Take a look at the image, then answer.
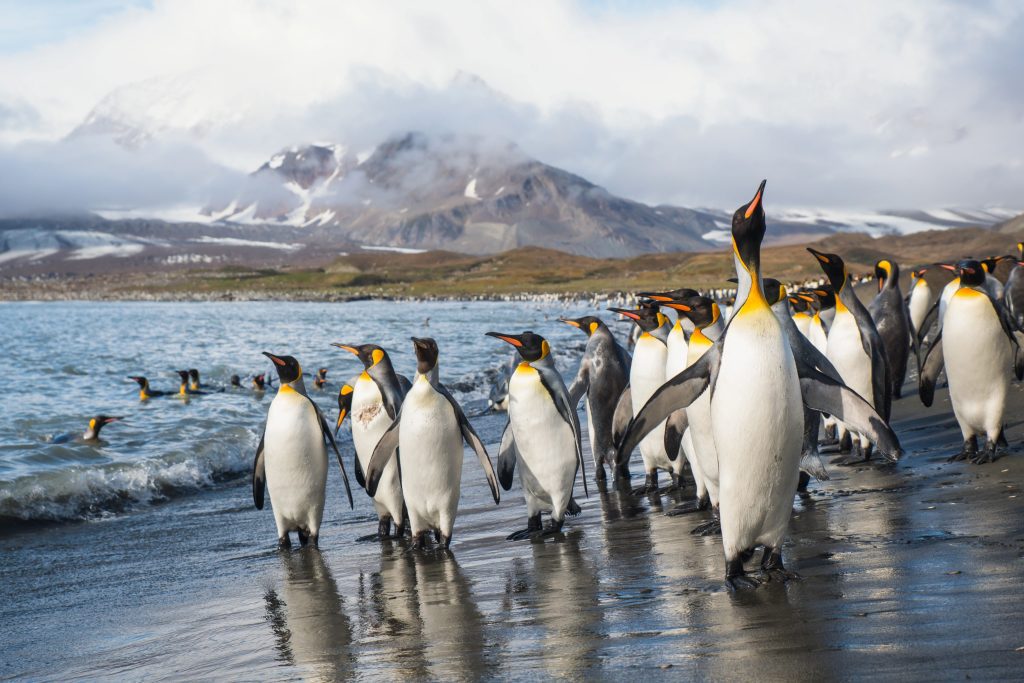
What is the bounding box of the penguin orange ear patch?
[267,355,286,366]
[340,385,353,395]
[589,321,599,334]
[371,349,385,365]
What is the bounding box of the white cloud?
[0,0,1021,211]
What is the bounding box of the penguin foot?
[690,519,721,536]
[507,513,543,541]
[277,535,292,550]
[948,437,978,463]
[758,548,801,583]
[830,451,870,466]
[439,534,452,549]
[631,473,659,496]
[665,496,709,516]
[433,529,442,543]
[413,531,428,549]
[796,471,811,493]
[656,473,683,495]
[971,443,999,465]
[539,519,565,538]
[566,499,582,516]
[297,528,310,546]
[725,558,760,592]
[356,532,384,543]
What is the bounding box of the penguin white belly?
[792,313,812,339]
[350,376,403,522]
[685,338,718,504]
[712,309,802,557]
[939,279,958,323]
[631,335,671,473]
[509,366,577,519]
[398,379,463,537]
[826,311,874,445]
[264,390,328,536]
[944,291,1011,441]
[665,327,688,378]
[908,282,931,335]
[809,317,828,355]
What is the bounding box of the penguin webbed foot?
[566,499,582,517]
[656,473,683,495]
[691,518,721,536]
[757,548,802,583]
[665,496,709,517]
[539,518,565,538]
[277,534,292,550]
[796,471,811,493]
[971,440,999,465]
[506,513,543,541]
[630,473,659,496]
[725,558,760,592]
[948,437,978,463]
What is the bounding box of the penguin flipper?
[397,374,413,397]
[366,414,401,497]
[567,361,590,408]
[796,360,903,462]
[616,344,720,465]
[918,331,944,408]
[353,453,366,489]
[663,410,688,462]
[789,325,842,383]
[992,298,1024,380]
[440,385,500,504]
[916,297,940,347]
[497,421,517,491]
[252,430,266,510]
[537,366,588,497]
[308,397,354,509]
[611,385,633,450]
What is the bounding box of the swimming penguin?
[920,260,1023,464]
[609,304,684,495]
[808,247,892,464]
[561,315,632,485]
[252,352,354,548]
[869,259,912,399]
[177,370,209,396]
[313,368,328,390]
[52,415,123,444]
[486,331,587,540]
[365,338,500,549]
[907,268,933,341]
[230,375,242,388]
[252,374,268,392]
[331,342,410,541]
[618,180,901,589]
[127,376,169,400]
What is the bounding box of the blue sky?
[0,0,152,54]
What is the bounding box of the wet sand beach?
[3,374,1024,680]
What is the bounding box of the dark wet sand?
[3,379,1024,681]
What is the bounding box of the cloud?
[0,0,1021,212]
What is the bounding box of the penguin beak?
[558,318,581,328]
[608,308,641,321]
[331,343,360,356]
[662,302,691,312]
[102,416,123,425]
[262,352,287,366]
[798,294,815,303]
[637,292,674,302]
[744,179,766,219]
[485,332,524,347]
[807,247,831,265]
[335,409,347,432]
[939,263,957,272]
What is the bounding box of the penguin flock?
[76,180,1022,591]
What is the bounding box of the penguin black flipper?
[439,384,500,504]
[305,395,354,509]
[663,410,688,462]
[497,421,517,491]
[919,332,944,408]
[397,374,413,397]
[991,297,1024,380]
[788,323,842,383]
[536,365,588,497]
[917,297,940,346]
[252,430,266,509]
[611,385,633,449]
[365,412,401,497]
[567,360,590,407]
[616,343,720,465]
[795,359,903,462]
[370,376,405,420]
[353,452,366,489]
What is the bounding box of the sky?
[0,0,1022,214]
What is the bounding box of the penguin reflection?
[263,550,354,680]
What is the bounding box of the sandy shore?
[2,378,1024,680]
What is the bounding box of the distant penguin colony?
[90,180,1023,591]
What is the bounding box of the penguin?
[561,315,632,485]
[617,180,902,589]
[331,342,410,541]
[177,370,209,396]
[252,352,354,548]
[188,369,202,391]
[252,373,268,392]
[52,415,123,444]
[789,295,814,339]
[980,256,1010,299]
[920,259,1024,464]
[365,337,500,549]
[335,379,354,435]
[868,259,912,399]
[907,268,933,341]
[230,374,242,388]
[640,288,699,352]
[808,288,833,355]
[486,331,587,539]
[313,368,328,390]
[127,376,169,400]
[608,303,684,495]
[1004,253,1024,330]
[807,247,892,464]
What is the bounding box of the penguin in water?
[608,303,685,495]
[617,180,902,589]
[560,315,632,486]
[127,376,169,400]
[808,247,892,464]
[486,331,588,540]
[252,352,354,548]
[331,342,410,541]
[177,370,209,397]
[869,259,912,399]
[52,415,123,444]
[920,259,1024,464]
[365,338,500,549]
[313,368,328,390]
[252,373,268,392]
[230,375,242,389]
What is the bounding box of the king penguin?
[617,180,902,589]
[53,415,123,444]
[920,259,1023,464]
[332,342,410,541]
[868,259,912,399]
[561,315,633,485]
[487,331,588,539]
[127,376,169,400]
[365,337,500,549]
[907,268,933,342]
[1004,244,1024,330]
[808,247,892,464]
[252,352,354,548]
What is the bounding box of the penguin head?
[638,288,699,304]
[812,287,837,310]
[230,374,241,387]
[411,337,439,375]
[262,352,302,385]
[787,295,810,313]
[127,375,148,389]
[86,415,122,440]
[663,295,719,329]
[559,316,605,337]
[188,368,200,382]
[762,278,785,306]
[177,370,191,385]
[485,331,549,363]
[874,259,899,292]
[981,255,1011,275]
[731,179,768,277]
[332,343,390,370]
[807,248,848,291]
[316,368,328,380]
[609,302,665,332]
[336,383,354,432]
[956,259,985,287]
[252,373,267,390]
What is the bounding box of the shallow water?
[2,301,1024,680]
